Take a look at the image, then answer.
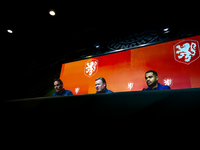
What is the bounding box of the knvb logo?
[163,78,173,87]
[127,83,134,90]
[173,40,200,65]
[84,59,99,78]
[75,87,80,94]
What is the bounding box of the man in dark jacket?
[52,78,73,96]
[95,77,113,94]
[142,70,171,91]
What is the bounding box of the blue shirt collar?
[96,88,108,93]
[55,88,66,95]
[146,83,161,90]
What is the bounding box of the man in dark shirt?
[142,70,171,91]
[52,78,73,96]
[95,77,113,94]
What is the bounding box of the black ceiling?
[3,2,199,65]
[3,3,168,48]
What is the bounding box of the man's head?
[145,70,158,88]
[95,77,106,93]
[54,78,63,93]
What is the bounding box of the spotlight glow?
[49,10,55,16]
[7,29,13,33]
[163,28,169,31]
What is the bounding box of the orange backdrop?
[60,35,200,95]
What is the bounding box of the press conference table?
[1,88,200,117]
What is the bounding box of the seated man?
[142,70,171,91]
[52,78,73,96]
[95,77,113,94]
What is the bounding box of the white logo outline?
[173,40,200,65]
[127,82,134,90]
[75,87,80,94]
[84,59,99,78]
[163,78,173,87]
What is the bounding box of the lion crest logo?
[127,82,134,90]
[163,78,173,87]
[173,40,200,65]
[84,59,99,78]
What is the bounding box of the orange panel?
[60,35,200,95]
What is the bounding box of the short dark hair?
[145,70,158,76]
[95,77,106,84]
[54,78,63,85]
